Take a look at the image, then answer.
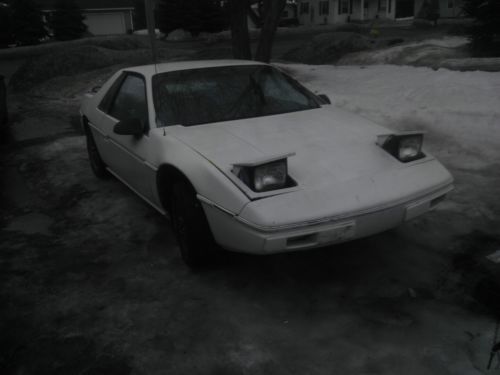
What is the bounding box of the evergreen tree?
[464,0,500,56]
[157,0,226,37]
[199,0,228,34]
[133,0,147,30]
[0,3,13,48]
[157,0,187,35]
[10,0,47,45]
[417,0,440,25]
[49,0,87,41]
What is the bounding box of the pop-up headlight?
[377,132,425,163]
[233,156,296,192]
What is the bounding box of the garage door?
[84,12,126,35]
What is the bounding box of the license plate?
[328,221,356,242]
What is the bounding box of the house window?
[338,0,349,14]
[319,1,329,15]
[300,2,310,14]
[388,0,392,13]
[378,0,386,11]
[448,0,454,8]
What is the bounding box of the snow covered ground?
[283,63,500,228]
[338,36,469,66]
[285,63,500,166]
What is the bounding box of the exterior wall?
[282,4,297,20]
[298,0,350,25]
[351,0,393,21]
[83,9,133,35]
[438,0,464,18]
[296,0,462,24]
[43,8,133,36]
[350,0,363,21]
[414,0,425,18]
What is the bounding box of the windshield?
[152,65,321,127]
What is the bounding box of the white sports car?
[80,60,453,266]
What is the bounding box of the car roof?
[123,60,268,77]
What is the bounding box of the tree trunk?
[229,0,252,60]
[254,0,286,63]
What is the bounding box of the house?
[248,0,299,28]
[297,0,464,25]
[39,0,135,36]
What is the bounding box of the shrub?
[464,0,500,56]
[48,0,87,41]
[157,0,227,37]
[0,3,14,48]
[10,0,47,45]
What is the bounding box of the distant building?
[39,0,135,36]
[248,0,299,28]
[297,0,464,24]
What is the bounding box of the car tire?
[85,126,109,179]
[170,179,217,267]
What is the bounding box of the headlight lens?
[234,158,294,192]
[254,160,287,191]
[398,136,423,161]
[378,133,425,163]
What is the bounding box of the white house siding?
[298,0,350,25]
[298,0,458,25]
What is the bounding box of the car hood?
[167,106,411,190]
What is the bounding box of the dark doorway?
[395,0,414,18]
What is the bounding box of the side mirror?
[113,118,144,136]
[318,94,331,105]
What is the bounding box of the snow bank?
[133,28,164,38]
[282,64,500,168]
[440,57,500,72]
[338,37,468,66]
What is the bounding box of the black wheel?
[170,179,217,267]
[85,126,109,179]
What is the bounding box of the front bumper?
[201,183,453,254]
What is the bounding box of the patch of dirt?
[443,231,500,318]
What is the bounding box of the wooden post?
[145,0,158,64]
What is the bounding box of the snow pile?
[282,32,374,64]
[133,28,164,39]
[338,37,468,67]
[166,29,193,41]
[440,57,500,72]
[202,28,261,43]
[283,64,500,168]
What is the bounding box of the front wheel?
[170,180,217,267]
[85,126,109,179]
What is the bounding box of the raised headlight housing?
[377,132,425,163]
[233,158,296,192]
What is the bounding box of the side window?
[98,73,125,113]
[109,74,148,128]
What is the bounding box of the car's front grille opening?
[430,194,446,208]
[286,233,318,249]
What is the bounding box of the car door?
[98,72,157,203]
